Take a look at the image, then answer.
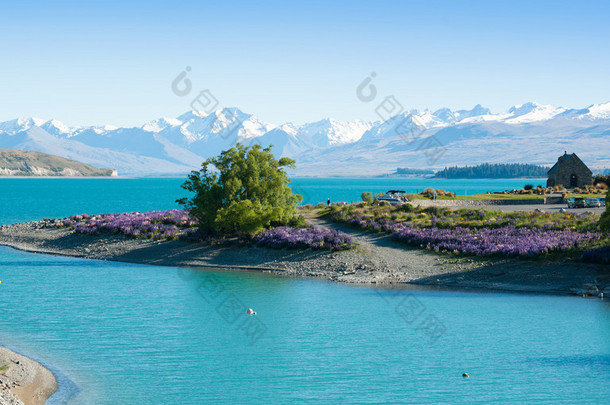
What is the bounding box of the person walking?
[327,197,330,206]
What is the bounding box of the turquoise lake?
[0,177,544,225]
[0,178,609,404]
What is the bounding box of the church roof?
[547,153,590,175]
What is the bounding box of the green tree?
[600,189,610,232]
[177,144,302,235]
[361,191,373,203]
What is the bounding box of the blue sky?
[1,0,609,126]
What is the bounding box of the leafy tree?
[361,191,373,203]
[177,144,302,235]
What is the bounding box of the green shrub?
[397,203,415,212]
[361,191,374,203]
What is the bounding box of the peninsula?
[0,149,117,177]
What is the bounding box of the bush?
[421,188,435,197]
[594,174,610,186]
[397,203,415,212]
[423,206,446,217]
[361,191,374,203]
[524,184,533,190]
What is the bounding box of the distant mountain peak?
[505,102,565,123]
[1,101,609,176]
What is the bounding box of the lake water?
[0,178,608,404]
[0,177,543,225]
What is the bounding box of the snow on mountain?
[504,102,566,124]
[1,101,608,176]
[295,118,372,147]
[456,104,492,121]
[359,112,427,142]
[0,127,196,176]
[432,105,491,125]
[0,117,46,133]
[563,103,610,121]
[40,119,74,137]
[585,102,610,119]
[141,117,182,132]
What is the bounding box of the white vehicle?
[586,198,602,208]
[377,190,409,206]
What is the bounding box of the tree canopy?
[434,163,549,179]
[177,144,302,235]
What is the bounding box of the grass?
[568,193,607,199]
[0,365,8,371]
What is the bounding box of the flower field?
[254,226,354,250]
[55,210,353,250]
[392,225,599,257]
[57,210,200,240]
[326,203,605,258]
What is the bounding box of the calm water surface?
[0,177,542,224]
[0,178,608,404]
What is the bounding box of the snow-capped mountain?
[294,118,372,147]
[1,102,608,176]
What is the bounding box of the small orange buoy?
[462,373,470,378]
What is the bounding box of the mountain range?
[1,102,609,176]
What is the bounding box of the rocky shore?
[0,219,608,296]
[0,348,57,405]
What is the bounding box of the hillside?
[0,149,117,177]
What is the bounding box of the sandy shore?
[0,219,608,296]
[0,348,57,405]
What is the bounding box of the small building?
[546,152,592,188]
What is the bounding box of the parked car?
[600,197,606,207]
[567,197,586,208]
[586,198,602,208]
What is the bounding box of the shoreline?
[1,220,608,297]
[0,347,57,405]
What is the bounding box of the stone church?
[546,152,593,188]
